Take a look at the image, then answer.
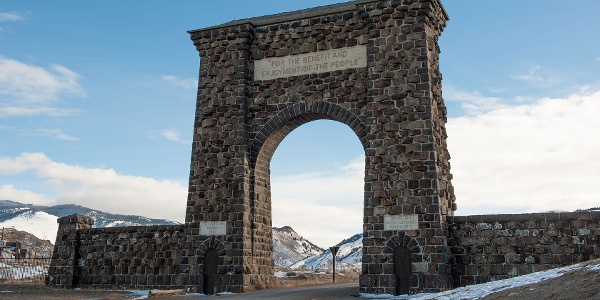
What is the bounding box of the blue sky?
[1,1,599,247]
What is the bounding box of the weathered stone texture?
[448,212,600,287]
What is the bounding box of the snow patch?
[0,210,58,241]
[128,290,149,299]
[0,262,46,279]
[586,263,600,271]
[274,271,287,278]
[360,263,583,299]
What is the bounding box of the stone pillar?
[187,23,269,293]
[358,0,453,294]
[46,214,94,287]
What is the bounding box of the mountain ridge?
[0,200,178,227]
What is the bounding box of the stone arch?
[385,231,421,255]
[195,237,226,294]
[197,237,227,257]
[250,101,367,163]
[248,100,367,278]
[385,232,422,295]
[251,100,367,179]
[187,0,454,295]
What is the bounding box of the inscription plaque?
[384,214,419,231]
[200,221,227,236]
[254,45,367,80]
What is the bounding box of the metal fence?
[0,257,51,283]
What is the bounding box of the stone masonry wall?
[71,225,186,289]
[48,211,600,293]
[47,214,232,294]
[448,212,600,287]
[47,214,188,290]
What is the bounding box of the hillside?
[0,200,179,243]
[273,226,324,267]
[291,233,362,271]
[0,227,53,257]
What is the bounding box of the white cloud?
[161,129,188,144]
[0,185,52,205]
[0,152,49,174]
[0,12,24,22]
[0,153,187,222]
[510,64,561,86]
[162,75,197,90]
[447,89,600,215]
[272,156,364,247]
[0,56,85,117]
[37,129,80,141]
[0,106,80,118]
[444,85,508,115]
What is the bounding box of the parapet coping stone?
[449,211,600,224]
[189,0,447,33]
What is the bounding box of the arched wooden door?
[203,248,218,295]
[394,246,411,295]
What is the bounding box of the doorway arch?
[249,102,367,277]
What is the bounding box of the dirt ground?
[0,284,139,300]
[0,269,358,300]
[1,263,598,299]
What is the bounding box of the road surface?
[216,282,360,299]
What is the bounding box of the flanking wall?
[47,215,188,290]
[47,211,600,293]
[448,212,600,286]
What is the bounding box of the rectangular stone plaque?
[200,221,227,236]
[254,45,367,81]
[384,214,419,231]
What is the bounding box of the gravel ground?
[0,284,141,300]
[1,261,599,300]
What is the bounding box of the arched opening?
[270,120,365,264]
[249,102,367,283]
[386,232,422,295]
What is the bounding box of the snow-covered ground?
[360,261,600,299]
[274,271,288,278]
[0,262,47,280]
[0,211,58,241]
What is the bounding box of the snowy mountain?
[0,210,60,242]
[290,233,362,271]
[273,226,324,268]
[576,207,600,212]
[0,200,178,243]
